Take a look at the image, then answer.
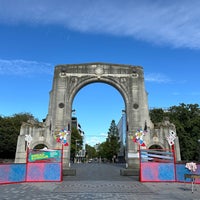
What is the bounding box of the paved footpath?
[0,163,200,200]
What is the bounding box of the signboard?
[28,149,61,163]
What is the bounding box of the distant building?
[71,117,84,136]
[117,112,126,162]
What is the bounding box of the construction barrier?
[0,148,62,184]
[0,163,26,184]
[140,149,176,182]
[140,148,200,184]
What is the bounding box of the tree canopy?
[0,113,37,158]
[85,144,97,159]
[97,120,120,161]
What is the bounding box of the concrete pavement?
[0,163,200,200]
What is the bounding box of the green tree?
[97,141,110,160]
[70,127,83,160]
[107,120,120,161]
[0,113,37,159]
[85,144,97,159]
[96,120,120,162]
[149,108,165,124]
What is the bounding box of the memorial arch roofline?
[55,62,144,79]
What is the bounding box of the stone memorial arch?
[48,63,153,170]
[15,62,181,174]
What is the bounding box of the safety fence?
[0,149,62,184]
[140,148,200,183]
[1,148,200,184]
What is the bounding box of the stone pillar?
[15,135,27,163]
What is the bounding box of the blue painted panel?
[9,164,26,182]
[44,163,61,181]
[158,163,175,181]
[176,164,200,183]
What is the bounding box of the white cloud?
[0,0,200,49]
[85,133,107,146]
[0,59,53,76]
[100,133,107,138]
[145,73,171,83]
[85,137,102,146]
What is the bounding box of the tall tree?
[106,120,120,161]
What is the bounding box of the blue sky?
[0,0,200,146]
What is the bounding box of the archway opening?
[33,144,48,150]
[71,82,126,165]
[149,144,163,150]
